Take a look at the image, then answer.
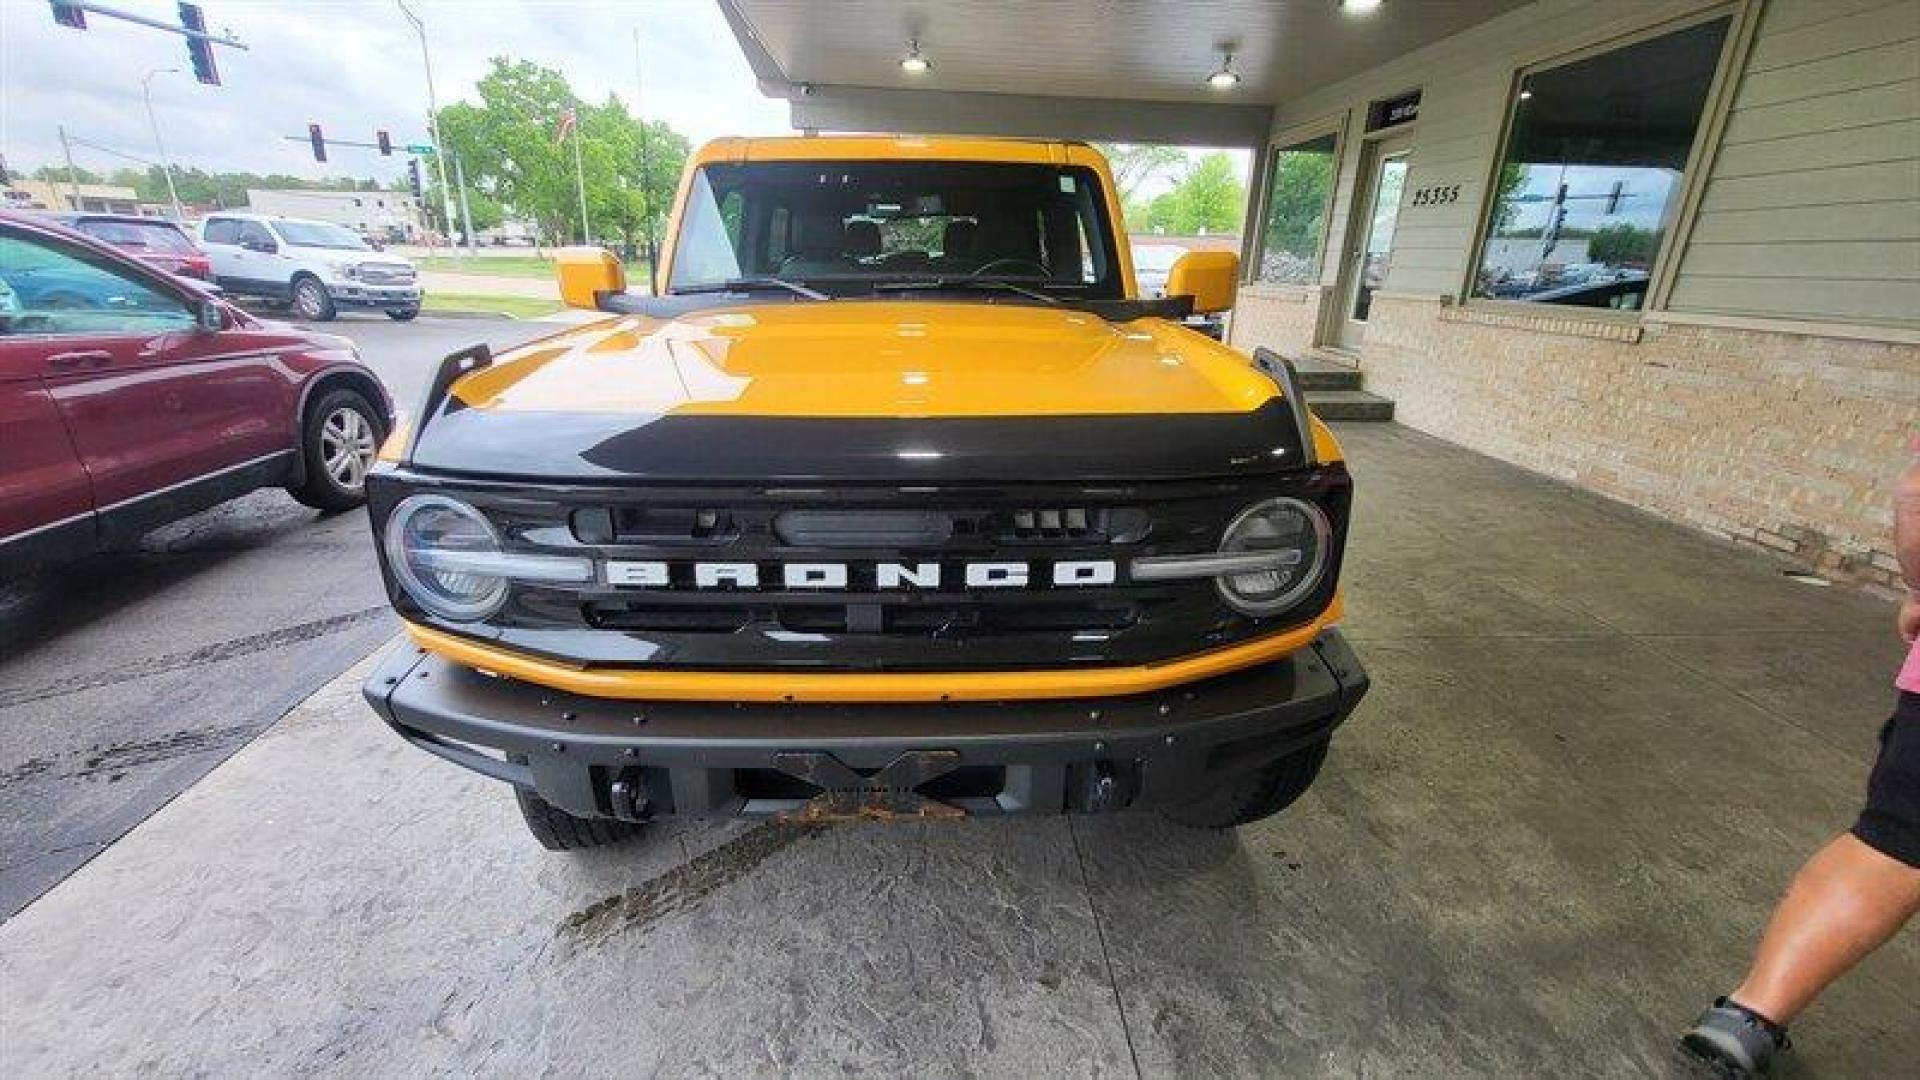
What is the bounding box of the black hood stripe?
[409,399,1308,484]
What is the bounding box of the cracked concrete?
[2,425,1915,1076]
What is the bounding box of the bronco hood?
[408,301,1309,483]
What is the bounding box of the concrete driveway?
[2,425,1913,1076]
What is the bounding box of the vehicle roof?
[204,211,336,225]
[39,211,189,229]
[691,134,1110,169]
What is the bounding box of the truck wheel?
[514,786,644,850]
[1160,737,1330,830]
[385,307,419,321]
[288,388,385,511]
[292,275,337,321]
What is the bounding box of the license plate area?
[767,750,968,822]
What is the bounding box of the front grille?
[374,469,1351,672]
[359,263,416,285]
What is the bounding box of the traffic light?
[407,158,424,198]
[376,129,392,156]
[180,3,220,85]
[308,123,327,163]
[49,2,86,29]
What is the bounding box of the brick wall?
[1361,294,1920,590]
[1228,285,1325,358]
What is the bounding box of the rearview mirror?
[1165,251,1239,315]
[553,246,625,311]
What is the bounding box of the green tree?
[1587,222,1659,267]
[1093,142,1183,203]
[1260,148,1332,263]
[434,57,688,253]
[1140,152,1246,235]
[33,165,102,184]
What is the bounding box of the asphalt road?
[0,312,560,920]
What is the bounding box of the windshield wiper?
[871,278,1062,305]
[676,276,826,300]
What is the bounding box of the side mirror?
[554,246,625,311]
[1165,251,1240,315]
[194,299,226,332]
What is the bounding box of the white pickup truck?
[197,213,421,321]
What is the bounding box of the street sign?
[404,144,435,155]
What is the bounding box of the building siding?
[1671,0,1920,328]
[1230,0,1918,590]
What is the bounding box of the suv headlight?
[383,494,591,621]
[1130,496,1331,617]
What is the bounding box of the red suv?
[40,212,213,281]
[0,211,393,576]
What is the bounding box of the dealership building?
[722,0,1919,590]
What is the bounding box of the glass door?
[1337,138,1410,349]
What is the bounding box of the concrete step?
[1307,388,1396,422]
[1290,357,1364,392]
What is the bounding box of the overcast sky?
[0,0,793,185]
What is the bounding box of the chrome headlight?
[383,495,590,622]
[1212,497,1330,615]
[1130,496,1331,618]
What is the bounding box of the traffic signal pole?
[395,0,461,258]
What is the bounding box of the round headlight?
[1214,497,1331,616]
[384,494,509,621]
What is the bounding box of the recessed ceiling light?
[900,39,931,75]
[1341,0,1385,13]
[1207,52,1241,91]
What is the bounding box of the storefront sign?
[1367,90,1421,131]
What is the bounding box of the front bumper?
[327,283,420,308]
[361,630,1369,821]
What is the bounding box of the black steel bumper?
[361,630,1369,821]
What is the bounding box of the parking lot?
[0,313,560,918]
[3,417,1913,1077]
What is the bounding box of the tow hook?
[609,772,651,822]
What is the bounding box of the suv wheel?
[515,787,645,850]
[1160,737,1330,830]
[288,388,385,511]
[292,275,337,321]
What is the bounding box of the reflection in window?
[1473,17,1730,309]
[1257,133,1336,285]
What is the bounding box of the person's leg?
[1684,694,1920,1074]
[1727,832,1920,1024]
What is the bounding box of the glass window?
[237,221,277,248]
[1473,17,1731,309]
[272,221,368,250]
[1256,133,1337,284]
[73,219,197,254]
[667,161,1123,299]
[0,229,194,336]
[202,218,238,244]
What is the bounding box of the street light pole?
[395,0,461,257]
[141,67,184,220]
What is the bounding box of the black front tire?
[385,307,419,321]
[1160,737,1330,829]
[515,787,644,851]
[288,388,385,511]
[291,275,337,321]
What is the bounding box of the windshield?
[74,219,198,254]
[272,221,369,250]
[668,161,1123,299]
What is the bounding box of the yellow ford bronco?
[361,136,1368,849]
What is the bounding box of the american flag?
[554,106,576,144]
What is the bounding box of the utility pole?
[632,26,656,277]
[58,125,81,208]
[453,153,475,252]
[571,114,591,245]
[395,0,460,256]
[141,67,184,219]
